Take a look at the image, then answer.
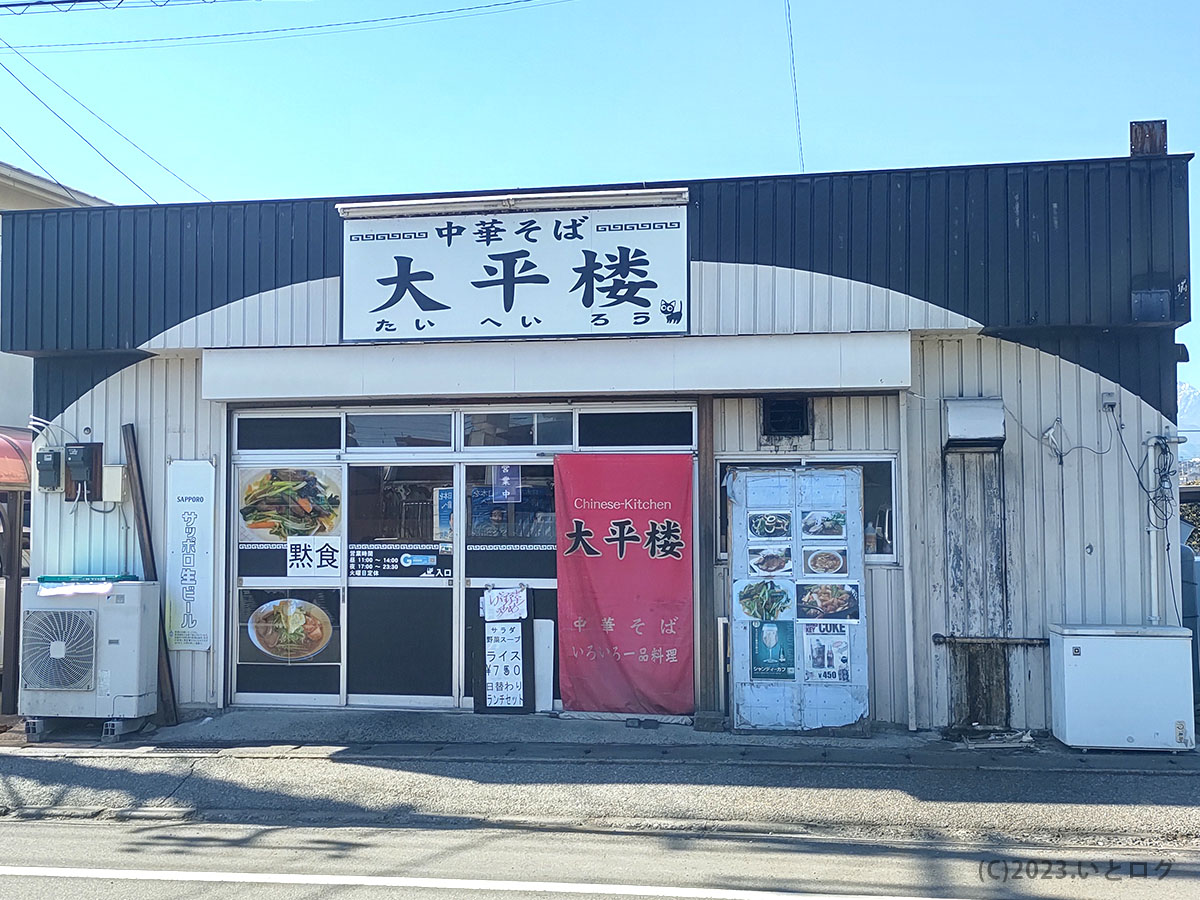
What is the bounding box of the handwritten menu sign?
[485,622,524,707]
[482,585,528,621]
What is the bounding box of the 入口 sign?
[342,204,687,341]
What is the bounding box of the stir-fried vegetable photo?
[737,580,793,620]
[239,468,341,540]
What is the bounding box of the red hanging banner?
[554,453,694,715]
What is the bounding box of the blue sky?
[0,0,1197,379]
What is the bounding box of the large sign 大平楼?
[342,205,688,342]
[554,454,694,715]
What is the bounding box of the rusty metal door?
[943,450,1010,730]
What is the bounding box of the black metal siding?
[2,200,344,354]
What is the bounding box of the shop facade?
[1,149,1191,731]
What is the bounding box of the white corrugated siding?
[140,277,341,351]
[138,262,981,353]
[32,353,224,707]
[715,395,901,455]
[692,262,981,336]
[906,335,1179,731]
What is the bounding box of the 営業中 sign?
[342,205,687,342]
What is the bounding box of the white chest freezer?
[1049,624,1196,751]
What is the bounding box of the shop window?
[0,493,31,578]
[237,417,341,451]
[578,411,693,447]
[464,412,570,447]
[347,466,453,543]
[719,460,895,560]
[346,414,451,449]
[465,464,556,544]
[534,411,572,445]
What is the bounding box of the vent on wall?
[943,398,1005,450]
[761,395,809,437]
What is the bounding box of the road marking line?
[0,865,963,899]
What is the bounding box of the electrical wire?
[0,0,253,13]
[1,0,579,53]
[782,0,803,173]
[0,51,157,201]
[1107,407,1183,623]
[0,116,81,202]
[1053,413,1115,460]
[28,415,79,446]
[0,32,209,199]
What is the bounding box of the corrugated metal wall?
[689,158,1190,331]
[31,353,224,707]
[906,334,1178,730]
[6,154,1188,424]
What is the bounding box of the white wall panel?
[0,351,32,426]
[202,332,912,403]
[32,353,224,707]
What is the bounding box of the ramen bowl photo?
[248,597,334,661]
[804,547,846,575]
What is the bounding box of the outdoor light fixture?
[336,188,690,219]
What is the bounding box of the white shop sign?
[165,460,215,651]
[342,205,688,341]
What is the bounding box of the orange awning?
[0,426,32,491]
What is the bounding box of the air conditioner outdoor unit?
[19,579,159,737]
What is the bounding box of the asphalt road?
[1,818,1198,900]
[3,749,1200,846]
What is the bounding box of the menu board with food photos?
[726,465,867,731]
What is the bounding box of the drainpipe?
[899,390,918,731]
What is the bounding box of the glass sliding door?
[233,464,345,705]
[346,464,457,706]
[462,464,557,708]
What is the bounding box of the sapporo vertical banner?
[165,460,215,651]
[555,454,694,715]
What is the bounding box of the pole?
[899,391,918,731]
[121,423,177,725]
[693,396,722,730]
